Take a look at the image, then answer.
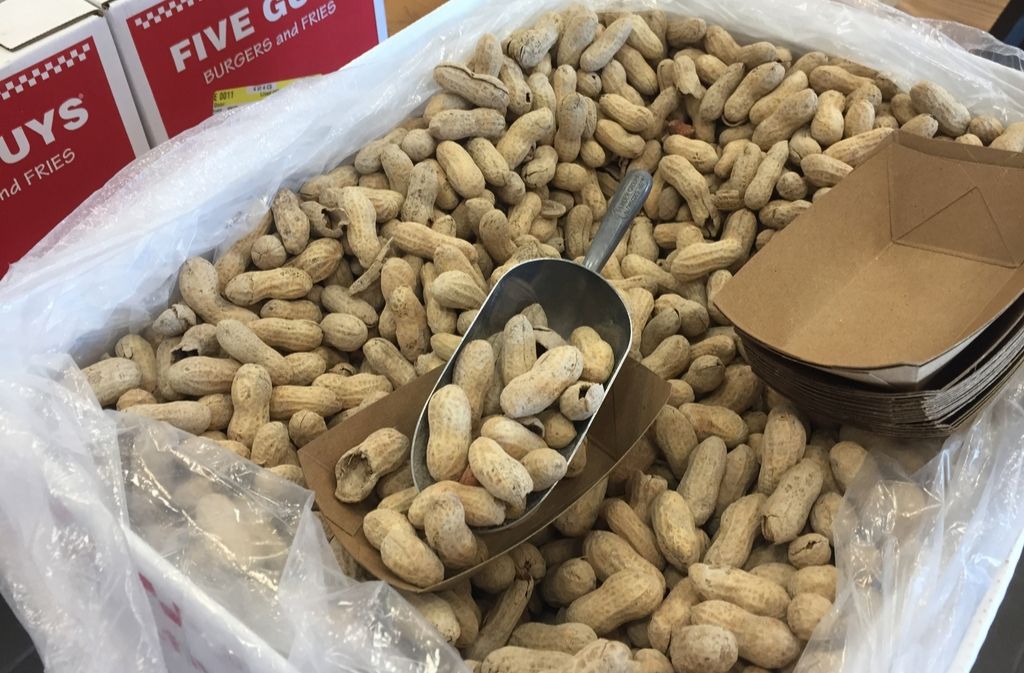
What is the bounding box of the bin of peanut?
[77,4,1018,672]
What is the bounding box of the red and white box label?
[109,0,386,141]
[1,37,139,269]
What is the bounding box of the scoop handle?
[582,170,654,273]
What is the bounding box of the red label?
[126,0,379,138]
[0,37,135,273]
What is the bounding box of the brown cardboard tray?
[298,358,668,592]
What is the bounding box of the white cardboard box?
[0,0,148,274]
[93,0,388,144]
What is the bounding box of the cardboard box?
[0,0,149,275]
[93,0,388,144]
[299,358,669,593]
[716,132,1024,389]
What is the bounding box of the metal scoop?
[410,170,653,531]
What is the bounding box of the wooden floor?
[382,0,1009,35]
[383,0,446,35]
[901,0,1007,29]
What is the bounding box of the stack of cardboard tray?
[715,132,1024,438]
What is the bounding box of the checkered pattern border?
[1,41,92,102]
[132,0,202,30]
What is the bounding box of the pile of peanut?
[333,305,612,585]
[417,307,613,513]
[78,5,1018,672]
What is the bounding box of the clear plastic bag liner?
[119,398,462,673]
[798,372,1024,672]
[119,413,307,654]
[0,356,166,673]
[0,355,462,673]
[0,1,1023,672]
[281,514,465,673]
